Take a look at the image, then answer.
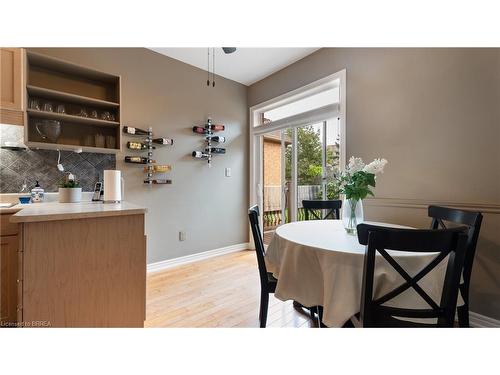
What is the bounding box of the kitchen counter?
[10,201,147,223]
[0,204,23,214]
[12,200,147,327]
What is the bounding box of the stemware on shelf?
[42,102,54,112]
[56,104,66,114]
[29,98,41,110]
[76,108,88,118]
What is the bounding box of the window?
[263,86,340,124]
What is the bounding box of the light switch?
[179,231,186,241]
[225,167,231,177]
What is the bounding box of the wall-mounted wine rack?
[123,126,173,184]
[192,118,226,167]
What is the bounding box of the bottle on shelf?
[192,151,210,159]
[206,123,225,131]
[144,179,172,184]
[127,141,156,150]
[193,126,208,135]
[205,147,226,154]
[206,136,225,143]
[123,126,150,135]
[152,138,174,145]
[143,165,172,173]
[125,156,156,164]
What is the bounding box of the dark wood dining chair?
[302,200,342,220]
[248,205,277,328]
[356,223,468,327]
[428,205,483,327]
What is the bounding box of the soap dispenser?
[31,180,45,203]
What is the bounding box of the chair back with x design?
[428,205,482,325]
[357,223,468,327]
[302,200,342,221]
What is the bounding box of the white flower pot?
[58,187,82,203]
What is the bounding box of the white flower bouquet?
[337,157,388,233]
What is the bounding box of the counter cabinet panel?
[20,214,146,327]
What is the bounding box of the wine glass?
[76,108,88,117]
[56,104,66,114]
[29,98,41,110]
[42,102,54,112]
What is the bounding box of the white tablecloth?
[265,220,451,327]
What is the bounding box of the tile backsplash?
[0,124,115,193]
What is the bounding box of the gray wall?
[31,48,249,264]
[248,48,500,320]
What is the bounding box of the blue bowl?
[19,196,31,204]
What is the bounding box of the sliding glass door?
[249,70,346,245]
[294,118,340,221]
[259,117,340,243]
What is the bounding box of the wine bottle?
[127,141,156,150]
[206,136,226,143]
[152,138,174,145]
[123,126,150,135]
[206,124,225,131]
[144,179,172,184]
[125,156,156,164]
[193,126,208,135]
[205,147,226,154]
[192,151,210,159]
[143,165,172,173]
[153,179,172,184]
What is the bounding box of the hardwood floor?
[145,250,316,328]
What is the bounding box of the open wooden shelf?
[25,141,120,154]
[27,85,120,109]
[27,109,119,127]
[26,51,118,83]
[24,50,122,154]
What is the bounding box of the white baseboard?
[469,311,500,328]
[147,242,251,274]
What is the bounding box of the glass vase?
[342,198,364,235]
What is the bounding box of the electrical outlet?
[225,167,231,177]
[179,231,186,241]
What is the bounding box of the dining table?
[264,219,454,327]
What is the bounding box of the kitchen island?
[10,202,147,328]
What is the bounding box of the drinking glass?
[76,108,88,118]
[105,135,115,149]
[95,133,105,148]
[29,98,41,110]
[90,109,99,119]
[56,104,66,114]
[42,102,54,112]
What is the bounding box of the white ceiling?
[149,48,319,86]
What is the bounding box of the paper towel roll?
[104,170,122,202]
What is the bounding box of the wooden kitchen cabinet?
[15,211,146,327]
[1,214,19,327]
[0,48,24,126]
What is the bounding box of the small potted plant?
[58,173,82,203]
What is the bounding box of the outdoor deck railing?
[263,208,311,230]
[263,184,321,230]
